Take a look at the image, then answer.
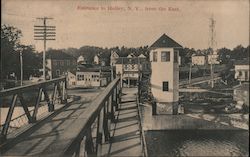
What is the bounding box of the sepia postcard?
[1,0,249,156]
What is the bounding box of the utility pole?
[189,62,192,85]
[20,50,23,86]
[209,15,216,88]
[34,17,56,80]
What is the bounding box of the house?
[208,54,220,64]
[46,50,77,79]
[115,56,149,87]
[149,33,182,115]
[234,59,249,82]
[192,55,206,65]
[67,71,76,86]
[77,55,86,64]
[76,64,111,87]
[138,54,146,58]
[94,55,99,64]
[233,82,249,107]
[94,53,108,66]
[110,51,120,66]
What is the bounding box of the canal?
[145,129,249,156]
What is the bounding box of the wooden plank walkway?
[100,88,143,156]
[0,87,143,157]
[0,89,101,156]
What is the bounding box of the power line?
[34,17,56,80]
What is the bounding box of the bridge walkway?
[0,89,101,156]
[100,87,143,156]
[0,86,144,156]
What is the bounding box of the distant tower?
[149,34,182,115]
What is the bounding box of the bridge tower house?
[149,34,182,115]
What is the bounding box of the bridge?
[0,76,248,157]
[0,77,147,156]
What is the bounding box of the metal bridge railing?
[63,77,122,157]
[0,77,67,141]
[136,94,148,157]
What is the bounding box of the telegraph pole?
[209,15,216,88]
[34,17,56,80]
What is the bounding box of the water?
[145,130,249,157]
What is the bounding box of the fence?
[0,77,67,141]
[63,77,122,156]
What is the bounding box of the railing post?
[43,87,54,112]
[1,94,18,140]
[103,100,110,142]
[111,92,116,122]
[96,110,104,156]
[152,99,157,115]
[113,87,118,111]
[85,128,95,156]
[116,84,121,109]
[19,94,32,123]
[62,79,67,104]
[32,88,43,122]
[52,83,58,106]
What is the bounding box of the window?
[153,51,157,62]
[162,81,169,91]
[54,61,57,66]
[124,65,128,70]
[67,60,71,66]
[239,71,242,76]
[77,74,84,81]
[174,50,179,63]
[161,51,170,62]
[60,60,64,66]
[132,64,135,69]
[56,70,60,76]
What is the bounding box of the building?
[149,33,182,114]
[46,51,77,79]
[233,82,249,107]
[67,71,76,86]
[77,55,86,64]
[94,55,99,64]
[192,55,206,65]
[110,51,120,66]
[94,53,108,66]
[208,54,220,64]
[76,64,111,87]
[115,55,150,87]
[234,60,249,82]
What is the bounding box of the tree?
[1,25,42,81]
[1,24,22,79]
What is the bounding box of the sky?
[2,0,249,52]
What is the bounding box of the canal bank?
[141,103,249,130]
[140,103,249,156]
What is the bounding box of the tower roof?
[150,34,182,48]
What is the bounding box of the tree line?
[1,24,249,81]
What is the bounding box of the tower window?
[153,51,157,62]
[163,81,169,91]
[161,51,170,62]
[174,50,179,63]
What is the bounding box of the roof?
[115,57,147,64]
[150,34,182,48]
[77,64,111,72]
[138,54,146,58]
[47,50,76,60]
[192,54,206,57]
